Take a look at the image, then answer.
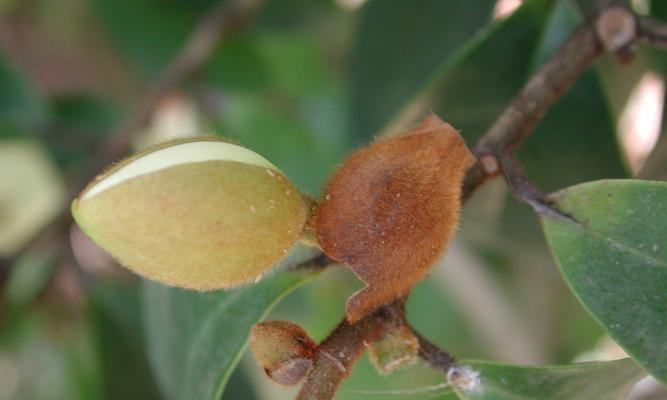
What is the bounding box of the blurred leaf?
[449,3,627,363]
[203,34,270,92]
[51,94,120,133]
[0,140,65,256]
[518,0,626,192]
[494,0,626,268]
[430,1,605,363]
[204,28,349,192]
[542,180,667,383]
[0,53,47,133]
[640,131,667,181]
[433,0,553,144]
[0,309,102,400]
[347,0,495,143]
[453,358,643,399]
[651,0,667,45]
[92,0,216,75]
[143,267,318,400]
[433,0,626,191]
[5,249,55,307]
[256,0,334,30]
[47,94,122,168]
[216,94,346,193]
[339,354,458,400]
[89,282,162,400]
[259,35,330,97]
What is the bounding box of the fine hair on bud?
[249,320,317,386]
[315,114,475,322]
[72,136,308,290]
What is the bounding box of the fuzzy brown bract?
[249,320,317,386]
[315,114,475,322]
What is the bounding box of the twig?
[461,21,603,199]
[637,15,667,48]
[462,2,667,200]
[297,301,405,400]
[493,154,561,219]
[411,329,456,377]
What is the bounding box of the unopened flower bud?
[72,137,308,290]
[249,320,316,386]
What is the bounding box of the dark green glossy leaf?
[542,180,667,383]
[143,266,318,400]
[347,0,495,143]
[453,358,644,400]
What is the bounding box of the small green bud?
[367,325,419,375]
[72,137,308,290]
[249,320,316,386]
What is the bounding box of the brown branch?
[494,154,578,223]
[461,20,603,198]
[460,2,667,200]
[297,301,405,400]
[0,0,263,273]
[638,15,667,48]
[412,329,456,377]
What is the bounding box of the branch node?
[596,5,637,53]
[479,153,500,175]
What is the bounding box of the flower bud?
[249,320,316,386]
[315,114,475,322]
[367,325,419,375]
[72,137,308,290]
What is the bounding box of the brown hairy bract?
[315,114,475,322]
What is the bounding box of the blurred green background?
[1,0,667,399]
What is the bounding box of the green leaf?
[215,93,346,193]
[541,180,667,383]
[89,281,162,400]
[0,140,65,256]
[347,0,495,143]
[0,307,103,400]
[0,53,47,133]
[143,266,318,400]
[92,0,216,75]
[48,94,122,169]
[433,0,553,145]
[203,34,270,92]
[5,249,55,307]
[433,0,626,191]
[453,358,644,400]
